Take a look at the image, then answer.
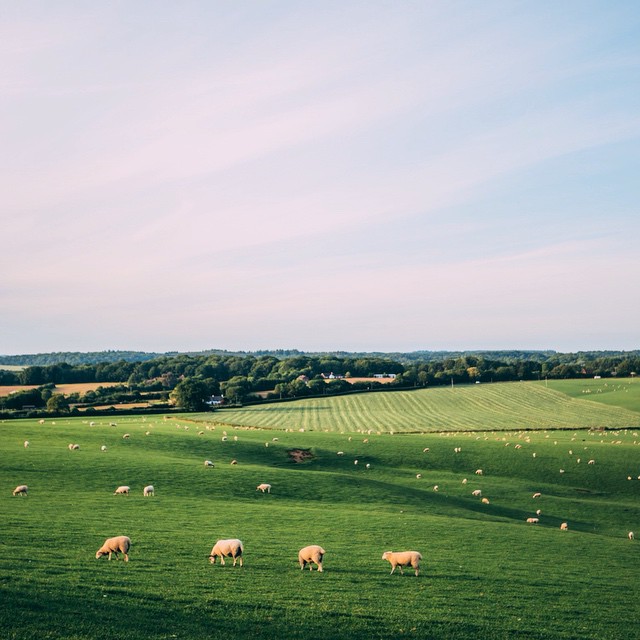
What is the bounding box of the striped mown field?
[206,381,640,433]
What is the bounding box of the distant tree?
[169,378,210,411]
[47,394,69,412]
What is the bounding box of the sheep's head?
[382,551,392,560]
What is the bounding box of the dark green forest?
[1,349,638,417]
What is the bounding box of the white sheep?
[337,451,344,456]
[209,539,244,566]
[230,459,238,465]
[526,517,539,524]
[472,489,482,497]
[204,460,214,467]
[113,485,130,495]
[381,550,422,576]
[143,485,155,497]
[475,469,483,475]
[588,459,595,465]
[481,497,490,504]
[101,445,107,452]
[23,440,29,448]
[532,492,542,499]
[298,545,325,572]
[256,483,271,493]
[122,434,130,439]
[629,532,635,540]
[13,484,28,496]
[462,478,467,484]
[560,522,568,530]
[96,535,131,561]
[433,485,439,492]
[68,443,80,451]
[416,473,422,479]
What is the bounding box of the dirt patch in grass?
[287,448,314,463]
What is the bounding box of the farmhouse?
[206,395,225,407]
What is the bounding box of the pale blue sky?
[2,1,639,355]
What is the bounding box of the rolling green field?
[209,380,640,433]
[2,382,639,639]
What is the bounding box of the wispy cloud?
[2,2,639,353]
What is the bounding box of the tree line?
[1,351,638,415]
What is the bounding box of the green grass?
[545,377,640,413]
[208,380,640,433]
[1,412,639,639]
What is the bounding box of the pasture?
[1,405,639,639]
[210,380,640,433]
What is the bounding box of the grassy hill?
[210,380,640,433]
[1,410,639,639]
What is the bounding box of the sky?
[1,1,639,355]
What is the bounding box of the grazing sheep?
[560,522,568,530]
[68,443,80,450]
[256,483,271,493]
[475,469,483,475]
[588,459,595,465]
[629,532,635,541]
[230,459,238,465]
[101,445,107,452]
[433,485,439,492]
[38,419,45,424]
[204,460,214,467]
[337,451,344,456]
[526,517,539,524]
[416,473,422,479]
[209,539,244,566]
[96,535,131,562]
[381,550,422,576]
[462,478,467,484]
[536,509,541,516]
[423,448,430,452]
[298,545,325,572]
[366,463,371,469]
[481,497,490,504]
[13,484,28,496]
[122,434,130,439]
[354,459,359,465]
[23,440,29,448]
[532,492,542,498]
[471,489,482,497]
[114,485,130,495]
[143,485,155,497]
